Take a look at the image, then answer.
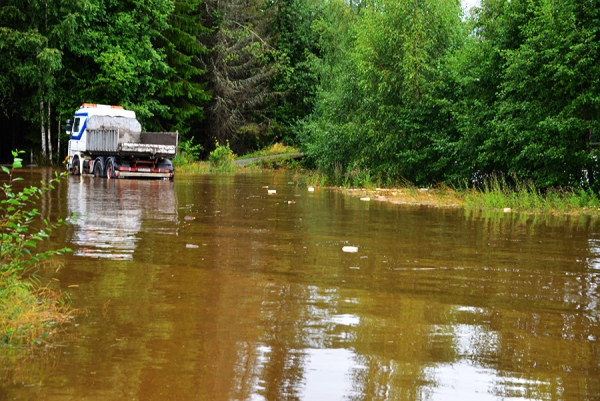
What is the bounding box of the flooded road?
[1,171,599,400]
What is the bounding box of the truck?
[65,103,178,179]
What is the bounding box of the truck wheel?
[106,159,115,179]
[93,159,104,178]
[72,156,80,175]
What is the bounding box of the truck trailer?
[66,103,178,179]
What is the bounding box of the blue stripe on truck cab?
[71,112,89,140]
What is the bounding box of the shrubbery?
[173,136,203,167]
[208,142,236,172]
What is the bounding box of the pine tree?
[151,0,212,136]
[199,0,285,153]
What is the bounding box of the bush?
[208,142,236,172]
[173,136,203,167]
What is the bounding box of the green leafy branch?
[1,150,71,276]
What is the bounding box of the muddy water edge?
[1,169,599,401]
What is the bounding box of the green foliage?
[1,151,71,275]
[447,0,600,189]
[299,0,600,192]
[149,0,212,135]
[302,0,463,186]
[270,0,324,142]
[490,0,600,188]
[208,142,236,172]
[173,136,203,166]
[0,0,70,159]
[64,0,174,124]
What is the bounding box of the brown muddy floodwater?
[1,170,599,400]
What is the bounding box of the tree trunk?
[40,94,47,158]
[47,99,53,163]
[57,113,61,162]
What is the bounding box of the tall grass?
[294,169,329,187]
[174,161,211,174]
[1,268,72,346]
[462,175,600,214]
[236,143,298,159]
[175,142,238,174]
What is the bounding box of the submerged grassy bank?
[174,142,600,216]
[333,184,600,216]
[296,170,600,216]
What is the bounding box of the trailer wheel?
[71,156,80,175]
[93,159,104,178]
[106,159,116,179]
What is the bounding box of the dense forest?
[1,0,599,189]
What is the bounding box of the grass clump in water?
[1,270,72,346]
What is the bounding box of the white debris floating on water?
[186,244,199,249]
[503,207,512,213]
[268,189,276,195]
[360,197,370,201]
[308,186,315,192]
[342,246,359,253]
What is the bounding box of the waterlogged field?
[1,170,599,400]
